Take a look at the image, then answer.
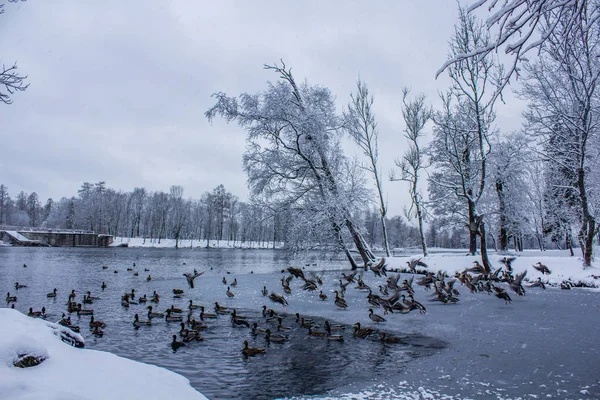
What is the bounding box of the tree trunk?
[496,179,509,253]
[416,202,428,257]
[344,218,375,267]
[478,215,492,273]
[567,230,574,257]
[467,201,478,255]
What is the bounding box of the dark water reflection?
[0,247,445,400]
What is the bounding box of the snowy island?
[0,308,207,400]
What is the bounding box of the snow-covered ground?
[0,308,207,400]
[111,236,283,249]
[388,249,600,287]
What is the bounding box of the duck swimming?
[171,335,185,351]
[6,292,17,303]
[47,288,58,298]
[242,340,265,357]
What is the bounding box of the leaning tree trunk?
[344,218,376,267]
[333,223,359,270]
[477,215,492,273]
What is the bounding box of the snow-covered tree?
[519,10,600,266]
[430,8,499,270]
[206,62,375,268]
[0,0,28,105]
[391,88,431,257]
[344,79,391,256]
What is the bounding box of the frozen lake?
[1,247,599,399]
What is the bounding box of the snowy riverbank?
[111,236,283,249]
[0,309,207,400]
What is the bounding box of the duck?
[138,294,148,303]
[231,278,238,288]
[324,323,344,341]
[251,323,268,335]
[528,277,546,289]
[173,289,184,296]
[223,277,227,285]
[324,320,344,332]
[214,302,232,315]
[334,290,348,309]
[121,296,130,308]
[92,326,104,337]
[169,305,183,314]
[133,272,139,276]
[102,265,108,270]
[77,304,94,316]
[353,322,374,339]
[147,306,164,319]
[265,329,287,344]
[146,275,152,281]
[6,292,17,303]
[183,269,205,289]
[199,306,217,320]
[171,335,185,351]
[86,291,100,301]
[129,289,136,300]
[83,295,94,304]
[101,282,107,290]
[307,326,327,338]
[380,332,404,344]
[15,282,27,290]
[47,288,58,298]
[165,309,183,322]
[533,262,551,275]
[226,286,235,298]
[133,314,152,328]
[262,286,268,296]
[28,307,46,318]
[319,291,328,301]
[369,308,386,323]
[276,317,292,332]
[268,292,288,306]
[23,263,27,268]
[179,322,200,337]
[188,300,201,310]
[242,340,265,357]
[114,270,118,274]
[144,268,150,272]
[188,318,208,331]
[232,315,250,328]
[89,316,106,329]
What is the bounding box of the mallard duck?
[231,278,238,288]
[342,271,357,284]
[232,315,250,328]
[180,322,200,336]
[251,322,268,335]
[146,275,152,281]
[561,280,572,290]
[265,329,287,344]
[92,326,104,337]
[380,332,403,344]
[324,320,344,331]
[171,335,185,351]
[226,287,235,298]
[183,270,205,289]
[169,305,183,314]
[144,268,150,272]
[269,292,288,306]
[102,265,108,270]
[262,286,268,296]
[528,277,546,289]
[173,289,184,295]
[89,316,106,329]
[319,291,328,301]
[324,323,344,341]
[493,286,512,304]
[147,306,164,318]
[77,305,94,316]
[121,296,130,308]
[242,340,265,357]
[114,270,118,274]
[47,288,58,298]
[15,282,27,290]
[188,300,201,310]
[189,318,208,330]
[334,291,348,309]
[199,306,217,320]
[6,292,17,303]
[369,308,386,323]
[86,291,100,301]
[533,262,551,275]
[353,322,374,338]
[222,277,227,285]
[101,282,107,290]
[165,309,183,322]
[138,294,147,303]
[83,295,93,304]
[499,256,516,272]
[133,272,139,276]
[133,314,152,328]
[28,307,46,318]
[276,317,292,332]
[307,326,327,338]
[214,302,232,315]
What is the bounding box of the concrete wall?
[18,231,113,247]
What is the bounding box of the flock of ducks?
[5,255,558,358]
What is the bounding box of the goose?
[165,310,183,322]
[353,322,374,339]
[199,306,217,320]
[369,308,386,323]
[242,340,265,357]
[6,293,17,303]
[133,314,152,328]
[47,288,58,298]
[262,286,268,296]
[334,290,348,309]
[92,326,104,337]
[265,329,287,344]
[171,335,185,351]
[147,306,164,319]
[15,282,27,290]
[319,291,328,301]
[226,287,235,298]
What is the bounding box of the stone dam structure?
[0,226,113,247]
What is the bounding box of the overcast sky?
[0,1,525,217]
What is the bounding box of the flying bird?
[183,269,206,289]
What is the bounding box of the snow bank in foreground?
[386,249,600,287]
[0,309,207,400]
[111,236,283,249]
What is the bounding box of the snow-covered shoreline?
[0,309,208,400]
